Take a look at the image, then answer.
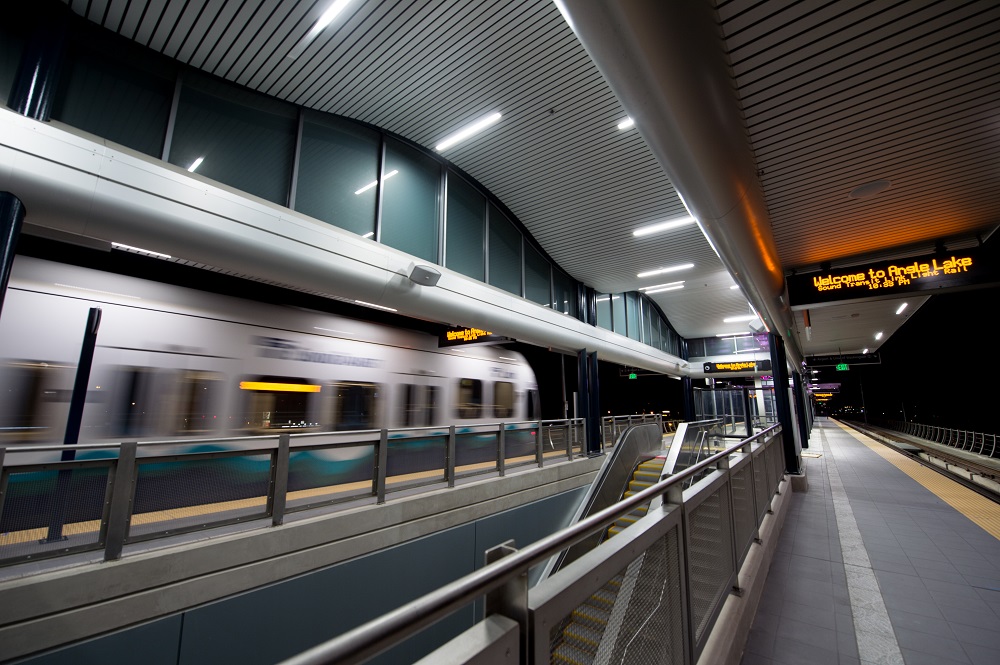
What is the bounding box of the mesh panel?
[548,527,685,665]
[454,432,498,473]
[286,444,375,511]
[0,464,111,563]
[504,428,538,468]
[687,487,734,647]
[730,466,756,567]
[752,450,770,524]
[128,453,271,540]
[769,440,785,492]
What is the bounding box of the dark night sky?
[815,285,995,433]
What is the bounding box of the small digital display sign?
[703,359,772,373]
[439,327,513,347]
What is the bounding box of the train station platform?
[740,418,1000,665]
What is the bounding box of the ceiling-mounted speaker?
[409,264,441,287]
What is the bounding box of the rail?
[864,419,999,459]
[0,418,589,567]
[600,413,665,445]
[279,424,786,665]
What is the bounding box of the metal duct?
[559,0,803,369]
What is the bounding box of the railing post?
[375,429,388,504]
[104,441,137,561]
[271,433,290,526]
[498,424,506,477]
[484,540,528,661]
[536,422,544,468]
[566,421,574,461]
[447,425,456,488]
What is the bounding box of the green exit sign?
[628,373,638,379]
[836,363,849,371]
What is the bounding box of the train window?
[494,382,514,419]
[401,384,440,427]
[239,376,322,432]
[108,367,159,437]
[176,371,222,434]
[332,382,379,431]
[0,361,72,443]
[456,378,482,419]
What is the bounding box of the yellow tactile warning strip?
[834,420,1000,540]
[0,450,569,547]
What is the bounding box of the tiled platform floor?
[740,418,1000,665]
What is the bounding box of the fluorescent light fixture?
[895,302,908,315]
[111,242,171,259]
[812,370,819,374]
[288,0,356,59]
[314,327,354,335]
[361,231,374,238]
[632,216,695,238]
[354,169,398,195]
[637,263,694,278]
[863,348,869,354]
[355,300,397,312]
[435,112,502,152]
[716,332,752,337]
[874,331,883,340]
[595,295,621,302]
[735,347,762,353]
[644,285,684,295]
[730,285,740,290]
[187,157,204,172]
[617,117,634,130]
[639,281,684,291]
[498,356,516,361]
[723,314,759,323]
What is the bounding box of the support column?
[769,333,800,474]
[792,370,810,449]
[586,351,600,456]
[682,376,695,422]
[0,192,26,318]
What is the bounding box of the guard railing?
[873,419,998,458]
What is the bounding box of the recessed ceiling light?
[863,348,869,354]
[730,285,740,290]
[617,117,634,130]
[637,263,694,278]
[895,302,908,315]
[187,157,204,172]
[639,281,684,291]
[435,112,502,152]
[644,285,684,294]
[355,300,397,312]
[849,179,892,199]
[287,0,356,59]
[632,216,695,237]
[716,332,752,337]
[874,331,883,340]
[111,242,171,259]
[723,314,759,323]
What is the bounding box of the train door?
[398,381,441,428]
[0,360,73,444]
[329,381,381,431]
[238,376,323,433]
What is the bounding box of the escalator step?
[591,587,618,607]
[572,604,611,628]
[553,643,595,665]
[564,623,603,649]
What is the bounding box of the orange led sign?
[439,327,513,347]
[787,247,997,306]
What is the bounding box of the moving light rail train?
[0,257,543,535]
[0,256,540,448]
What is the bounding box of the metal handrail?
[866,419,999,460]
[279,424,781,665]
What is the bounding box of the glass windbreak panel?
[612,292,626,335]
[553,271,578,317]
[296,114,380,236]
[0,21,25,106]
[169,72,297,205]
[736,335,763,353]
[625,292,640,340]
[524,243,551,306]
[652,315,662,349]
[456,378,482,419]
[596,293,613,330]
[688,338,706,357]
[643,299,654,344]
[705,337,737,355]
[52,38,174,157]
[494,381,514,418]
[488,204,522,296]
[445,174,485,280]
[382,138,440,262]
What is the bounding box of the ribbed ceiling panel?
[718,0,1000,270]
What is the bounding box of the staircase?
[551,456,667,664]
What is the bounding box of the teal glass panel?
[52,39,174,157]
[382,138,440,262]
[524,243,551,306]
[445,174,485,280]
[643,298,653,344]
[553,271,578,317]
[626,292,640,340]
[596,294,613,331]
[612,293,626,335]
[652,315,662,349]
[169,73,297,205]
[488,203,522,295]
[296,113,380,236]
